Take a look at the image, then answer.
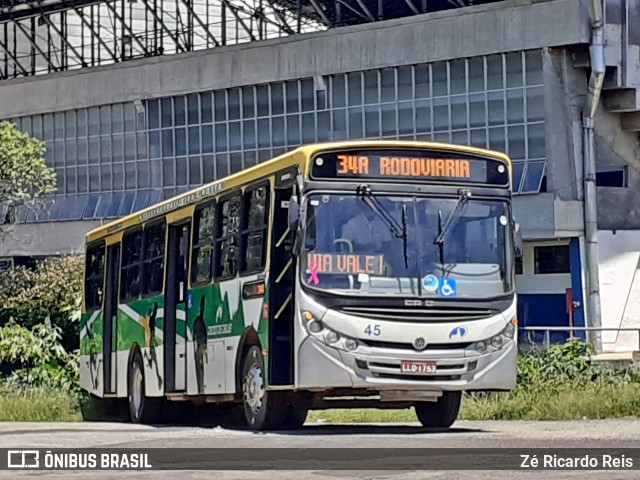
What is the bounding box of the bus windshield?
[301,193,513,298]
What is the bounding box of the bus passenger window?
[241,185,269,274]
[215,194,241,279]
[191,203,216,285]
[121,230,143,302]
[85,243,105,310]
[142,221,166,296]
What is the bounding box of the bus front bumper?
[296,335,517,392]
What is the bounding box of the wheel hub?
[131,366,143,413]
[243,364,265,414]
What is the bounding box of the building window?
[191,203,216,285]
[6,50,546,225]
[534,245,570,274]
[596,167,628,188]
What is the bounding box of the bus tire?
[414,391,462,429]
[281,404,308,429]
[241,345,287,430]
[127,351,162,424]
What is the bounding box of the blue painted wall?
[518,294,570,344]
[517,237,586,343]
[569,237,586,340]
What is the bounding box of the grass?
[308,382,640,424]
[1,382,639,423]
[308,408,416,424]
[0,390,80,422]
[460,382,640,421]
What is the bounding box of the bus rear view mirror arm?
[513,221,523,258]
[288,196,300,230]
[288,195,305,256]
[288,174,306,230]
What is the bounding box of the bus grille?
[372,373,463,382]
[338,306,495,322]
[361,340,471,350]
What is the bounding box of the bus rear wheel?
[241,346,287,430]
[128,351,162,424]
[414,391,462,429]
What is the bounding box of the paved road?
[0,419,638,479]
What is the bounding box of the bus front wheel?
[414,391,462,429]
[127,351,162,424]
[281,403,308,429]
[241,345,287,430]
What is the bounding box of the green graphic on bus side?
[81,281,269,394]
[116,296,166,352]
[80,295,191,354]
[80,310,103,356]
[187,281,271,391]
[187,284,246,339]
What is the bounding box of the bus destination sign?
[311,149,510,186]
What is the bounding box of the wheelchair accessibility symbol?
[439,278,457,297]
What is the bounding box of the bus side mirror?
[288,196,300,230]
[513,222,523,258]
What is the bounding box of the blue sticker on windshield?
[422,274,439,293]
[438,278,457,297]
[188,293,193,309]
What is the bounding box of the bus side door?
[268,170,298,386]
[165,221,191,392]
[103,243,120,394]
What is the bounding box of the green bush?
[516,338,639,388]
[0,319,80,398]
[0,255,83,351]
[461,339,640,420]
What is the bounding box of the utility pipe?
[582,0,605,352]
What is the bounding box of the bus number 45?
[364,324,381,336]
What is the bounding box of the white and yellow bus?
[80,140,521,429]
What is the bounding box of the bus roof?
[86,140,511,243]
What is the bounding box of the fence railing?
[519,326,640,352]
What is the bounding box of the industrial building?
[0,0,639,354]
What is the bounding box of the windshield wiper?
[433,189,472,247]
[401,202,408,269]
[356,184,409,269]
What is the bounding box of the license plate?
[400,361,437,374]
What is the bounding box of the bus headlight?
[503,318,517,339]
[472,318,517,353]
[324,331,340,344]
[303,310,325,334]
[344,338,358,351]
[308,320,323,333]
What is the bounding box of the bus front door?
[164,221,191,392]
[103,244,120,394]
[268,182,296,386]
